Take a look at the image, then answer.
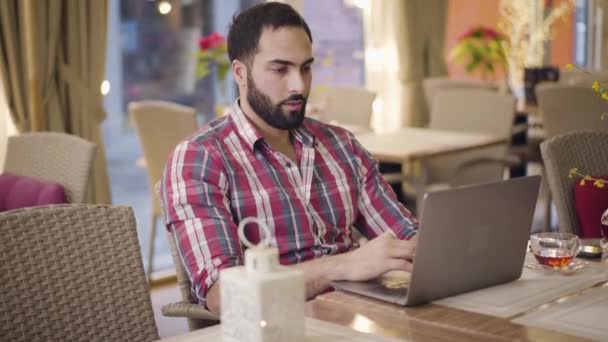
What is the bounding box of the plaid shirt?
[161,101,418,307]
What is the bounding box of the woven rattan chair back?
[540,131,608,234]
[3,132,96,203]
[0,204,158,341]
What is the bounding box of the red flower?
[457,26,504,42]
[199,32,225,51]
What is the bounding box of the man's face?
[244,26,313,130]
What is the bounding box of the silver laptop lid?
[405,175,541,306]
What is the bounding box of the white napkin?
[513,286,608,341]
[434,255,608,318]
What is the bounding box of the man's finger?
[386,258,413,273]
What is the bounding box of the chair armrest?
[161,301,219,321]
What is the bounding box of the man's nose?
[287,71,305,94]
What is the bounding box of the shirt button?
[286,162,292,168]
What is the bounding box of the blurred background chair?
[536,83,608,139]
[307,85,375,132]
[422,77,499,116]
[540,131,608,235]
[559,68,608,88]
[415,89,517,210]
[129,100,199,283]
[410,89,518,210]
[3,132,96,203]
[0,204,158,342]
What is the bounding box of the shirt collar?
[230,98,316,152]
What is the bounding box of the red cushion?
[0,173,67,211]
[573,175,608,238]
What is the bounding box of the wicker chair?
[535,84,608,230]
[161,230,219,330]
[540,131,608,235]
[0,204,158,341]
[154,181,218,330]
[129,100,198,282]
[3,132,96,203]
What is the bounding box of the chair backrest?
[0,204,158,341]
[536,83,608,139]
[3,132,96,203]
[540,131,608,234]
[423,77,498,113]
[129,101,198,213]
[424,89,516,184]
[559,68,608,87]
[308,86,375,128]
[429,89,515,136]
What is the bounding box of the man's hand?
[336,231,417,282]
[203,230,417,316]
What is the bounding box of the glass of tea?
[530,232,581,269]
[601,208,608,262]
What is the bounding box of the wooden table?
[307,291,588,341]
[159,289,590,341]
[355,127,508,164]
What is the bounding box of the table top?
[355,127,508,164]
[307,290,590,341]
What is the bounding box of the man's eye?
[274,68,287,74]
[302,65,312,72]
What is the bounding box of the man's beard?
[246,71,307,130]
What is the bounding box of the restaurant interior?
[1,0,608,341]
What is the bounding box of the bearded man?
[161,2,418,317]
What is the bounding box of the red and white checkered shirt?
[161,102,418,307]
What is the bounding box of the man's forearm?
[204,232,417,316]
[205,252,350,317]
[290,252,350,299]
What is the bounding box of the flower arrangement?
[498,0,574,90]
[196,32,230,82]
[449,26,507,79]
[568,168,607,188]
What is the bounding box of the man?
[161,2,418,317]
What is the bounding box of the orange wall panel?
[445,0,574,81]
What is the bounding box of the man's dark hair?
[227,2,312,64]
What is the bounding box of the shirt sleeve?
[161,139,243,309]
[349,133,419,240]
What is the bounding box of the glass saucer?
[524,259,589,275]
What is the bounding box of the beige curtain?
[364,0,447,131]
[0,0,111,204]
[0,1,30,132]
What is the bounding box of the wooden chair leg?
[147,212,158,284]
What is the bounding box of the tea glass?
[529,232,581,269]
[601,209,608,262]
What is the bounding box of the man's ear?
[232,59,247,88]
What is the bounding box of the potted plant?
[449,26,507,80]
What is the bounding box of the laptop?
[331,175,541,306]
